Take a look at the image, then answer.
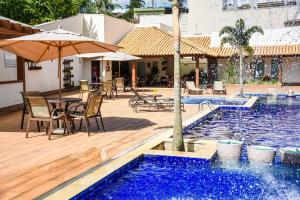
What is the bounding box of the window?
[223,0,296,10]
[237,0,251,9]
[137,62,146,76]
[0,50,24,84]
[4,51,17,67]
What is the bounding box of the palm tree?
[94,0,121,15]
[122,0,145,21]
[171,0,185,151]
[127,0,145,9]
[219,19,263,96]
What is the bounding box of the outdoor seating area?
[22,90,107,139]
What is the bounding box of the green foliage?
[122,0,145,21]
[0,0,122,25]
[126,0,145,10]
[0,0,88,25]
[222,61,238,84]
[246,80,281,85]
[87,0,121,16]
[0,0,30,23]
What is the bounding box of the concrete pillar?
[131,61,137,89]
[195,56,200,87]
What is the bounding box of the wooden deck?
[0,88,201,200]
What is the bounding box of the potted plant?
[279,147,300,166]
[247,145,276,163]
[217,139,243,161]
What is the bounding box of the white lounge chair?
[212,81,226,95]
[185,81,203,95]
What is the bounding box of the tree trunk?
[239,49,244,96]
[172,0,184,151]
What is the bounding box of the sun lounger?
[129,89,184,112]
[212,81,227,95]
[184,81,203,95]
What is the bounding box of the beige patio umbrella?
[0,27,120,97]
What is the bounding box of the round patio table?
[89,82,102,90]
[47,97,82,111]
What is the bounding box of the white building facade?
[140,0,300,35]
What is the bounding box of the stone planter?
[217,140,243,161]
[279,147,300,166]
[247,145,276,163]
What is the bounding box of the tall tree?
[122,0,145,21]
[0,0,29,23]
[127,0,145,9]
[92,0,121,15]
[219,19,263,96]
[171,0,185,151]
[0,0,89,25]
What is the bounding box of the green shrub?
[221,63,238,84]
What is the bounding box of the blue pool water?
[71,96,300,200]
[184,96,300,149]
[71,155,300,200]
[182,96,248,106]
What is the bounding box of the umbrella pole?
[101,57,104,82]
[58,46,62,99]
[119,61,121,77]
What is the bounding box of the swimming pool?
[184,96,300,150]
[71,155,300,200]
[182,96,249,106]
[68,96,300,200]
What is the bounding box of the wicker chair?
[26,96,68,140]
[102,80,115,99]
[68,93,105,136]
[20,91,41,130]
[114,77,125,94]
[79,80,95,98]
